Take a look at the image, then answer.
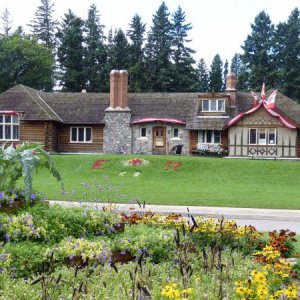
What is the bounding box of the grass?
[32,154,300,209]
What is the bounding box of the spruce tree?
[197,58,210,92]
[241,11,275,90]
[170,6,198,92]
[127,14,146,92]
[230,53,249,91]
[144,1,173,92]
[28,0,58,50]
[223,59,228,90]
[56,10,85,92]
[209,54,223,92]
[84,4,108,92]
[107,28,130,70]
[1,8,12,37]
[274,8,300,101]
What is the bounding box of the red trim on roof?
[0,111,19,115]
[131,117,186,125]
[228,101,296,129]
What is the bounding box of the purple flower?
[81,182,89,187]
[69,254,75,260]
[120,250,126,255]
[0,268,3,274]
[0,192,3,200]
[5,233,10,242]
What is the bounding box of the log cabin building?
[0,70,300,158]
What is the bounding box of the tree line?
[0,1,299,102]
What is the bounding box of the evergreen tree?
[223,59,228,90]
[0,34,53,92]
[144,1,173,92]
[241,11,276,90]
[230,53,249,90]
[209,54,223,92]
[127,14,146,92]
[1,8,12,37]
[197,58,210,92]
[84,4,108,92]
[56,10,85,92]
[28,0,58,50]
[274,8,300,101]
[107,28,129,70]
[170,6,197,92]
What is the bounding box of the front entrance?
[153,126,166,154]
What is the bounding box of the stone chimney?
[226,72,237,107]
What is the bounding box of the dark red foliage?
[164,161,182,171]
[91,159,110,169]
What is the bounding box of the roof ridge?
[21,86,62,122]
[36,92,63,122]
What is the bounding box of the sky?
[0,0,299,65]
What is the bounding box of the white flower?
[119,171,127,176]
[133,172,141,177]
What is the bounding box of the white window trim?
[248,128,277,145]
[70,127,92,143]
[198,130,221,145]
[0,114,20,141]
[202,99,225,112]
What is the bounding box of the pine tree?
[107,28,130,70]
[209,54,223,92]
[170,6,197,92]
[1,8,12,37]
[144,1,173,92]
[223,59,228,90]
[274,8,300,101]
[84,4,108,92]
[127,14,146,92]
[241,11,276,90]
[28,0,58,50]
[230,53,249,91]
[56,10,85,92]
[197,58,210,92]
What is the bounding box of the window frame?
[248,128,277,145]
[202,99,225,112]
[173,128,179,138]
[0,114,20,141]
[70,127,92,143]
[198,130,221,144]
[139,127,147,138]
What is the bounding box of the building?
[0,70,300,158]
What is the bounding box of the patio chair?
[169,144,184,155]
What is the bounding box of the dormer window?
[202,99,225,112]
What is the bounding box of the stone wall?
[103,108,132,154]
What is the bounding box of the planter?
[112,251,135,264]
[0,200,24,213]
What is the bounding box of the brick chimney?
[109,70,120,108]
[119,70,128,108]
[109,70,128,109]
[226,72,237,107]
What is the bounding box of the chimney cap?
[120,70,128,74]
[81,89,86,93]
[110,70,119,74]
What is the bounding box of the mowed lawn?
[32,155,300,209]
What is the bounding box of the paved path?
[48,201,300,233]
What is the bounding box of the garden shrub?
[3,241,48,277]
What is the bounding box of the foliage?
[121,157,150,167]
[1,8,12,37]
[209,54,223,92]
[230,53,249,91]
[197,58,210,92]
[84,3,108,92]
[56,9,85,92]
[197,143,226,156]
[0,34,53,93]
[0,143,62,201]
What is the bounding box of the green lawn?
[32,154,300,209]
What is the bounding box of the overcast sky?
[0,0,299,65]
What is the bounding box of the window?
[0,114,19,141]
[140,127,147,138]
[198,130,221,144]
[248,128,276,145]
[70,127,92,143]
[173,128,179,138]
[202,99,225,112]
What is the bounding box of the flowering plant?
[161,283,193,299]
[197,143,226,156]
[0,213,47,242]
[121,157,149,167]
[46,237,112,265]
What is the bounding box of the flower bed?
[197,143,226,156]
[121,157,149,167]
